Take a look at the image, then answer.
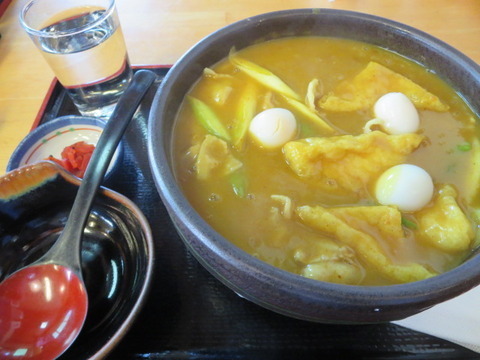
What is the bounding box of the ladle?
[0,69,156,360]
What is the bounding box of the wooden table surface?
[0,0,479,174]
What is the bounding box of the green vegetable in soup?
[230,170,247,198]
[229,53,333,133]
[282,95,334,133]
[401,216,418,230]
[187,96,231,142]
[457,142,472,152]
[229,53,301,101]
[232,82,258,148]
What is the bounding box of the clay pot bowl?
[147,9,480,323]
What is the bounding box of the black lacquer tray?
[35,67,479,360]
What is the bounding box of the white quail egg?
[249,108,297,148]
[375,164,434,212]
[364,92,420,135]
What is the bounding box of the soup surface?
[173,36,480,286]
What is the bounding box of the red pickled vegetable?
[46,141,95,178]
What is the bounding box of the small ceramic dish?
[0,161,154,359]
[7,115,122,179]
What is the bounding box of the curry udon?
[172,37,480,286]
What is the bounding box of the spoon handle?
[47,70,157,273]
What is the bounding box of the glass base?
[67,63,133,120]
[78,102,117,120]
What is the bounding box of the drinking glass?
[20,0,133,119]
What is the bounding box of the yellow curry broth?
[173,36,479,286]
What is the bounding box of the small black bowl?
[147,9,480,323]
[0,161,154,358]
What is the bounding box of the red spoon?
[0,70,156,360]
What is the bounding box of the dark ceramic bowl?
[147,9,480,323]
[0,161,154,358]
